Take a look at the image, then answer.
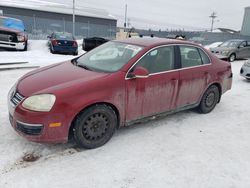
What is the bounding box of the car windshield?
[219,41,241,47]
[55,33,74,40]
[76,41,143,73]
[0,17,25,31]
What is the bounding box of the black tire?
[198,85,220,114]
[73,51,78,56]
[50,47,55,54]
[228,53,236,62]
[19,41,28,51]
[73,104,117,149]
[23,41,28,51]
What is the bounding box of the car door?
[237,41,249,58]
[175,45,211,108]
[125,46,179,122]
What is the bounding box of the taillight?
[73,41,78,47]
[52,40,58,46]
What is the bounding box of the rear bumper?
[0,40,26,50]
[52,46,78,53]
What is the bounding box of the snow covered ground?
[0,41,250,188]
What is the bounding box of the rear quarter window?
[198,49,211,64]
[180,46,203,68]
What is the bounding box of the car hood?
[0,26,23,34]
[17,61,109,96]
[210,46,235,51]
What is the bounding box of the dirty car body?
[8,38,232,148]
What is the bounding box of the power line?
[209,12,217,32]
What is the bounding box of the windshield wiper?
[72,58,78,65]
[77,64,92,71]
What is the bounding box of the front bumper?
[8,90,70,143]
[0,40,26,50]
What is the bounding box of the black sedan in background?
[82,37,109,51]
[48,32,78,55]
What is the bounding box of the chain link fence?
[4,13,116,40]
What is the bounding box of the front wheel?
[228,53,236,62]
[198,85,220,114]
[73,104,117,149]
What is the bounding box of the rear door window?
[180,46,203,68]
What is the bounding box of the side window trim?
[197,48,205,65]
[198,48,211,65]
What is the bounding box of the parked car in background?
[0,16,28,51]
[48,32,78,55]
[209,39,250,62]
[82,37,109,51]
[8,38,232,149]
[240,59,250,80]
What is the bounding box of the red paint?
[8,38,232,143]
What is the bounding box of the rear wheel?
[50,47,55,54]
[198,85,220,114]
[73,104,117,149]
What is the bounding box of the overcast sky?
[13,0,250,31]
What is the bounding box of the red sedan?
[8,38,232,149]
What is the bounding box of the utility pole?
[73,0,75,37]
[209,12,217,32]
[124,4,127,31]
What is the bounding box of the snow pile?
[0,40,85,66]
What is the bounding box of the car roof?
[0,16,22,22]
[227,39,244,42]
[115,38,200,47]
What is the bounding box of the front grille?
[11,91,25,107]
[0,31,17,42]
[16,121,43,135]
[0,33,11,42]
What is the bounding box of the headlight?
[17,35,25,42]
[22,94,56,112]
[244,60,250,67]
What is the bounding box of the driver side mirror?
[127,67,149,79]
